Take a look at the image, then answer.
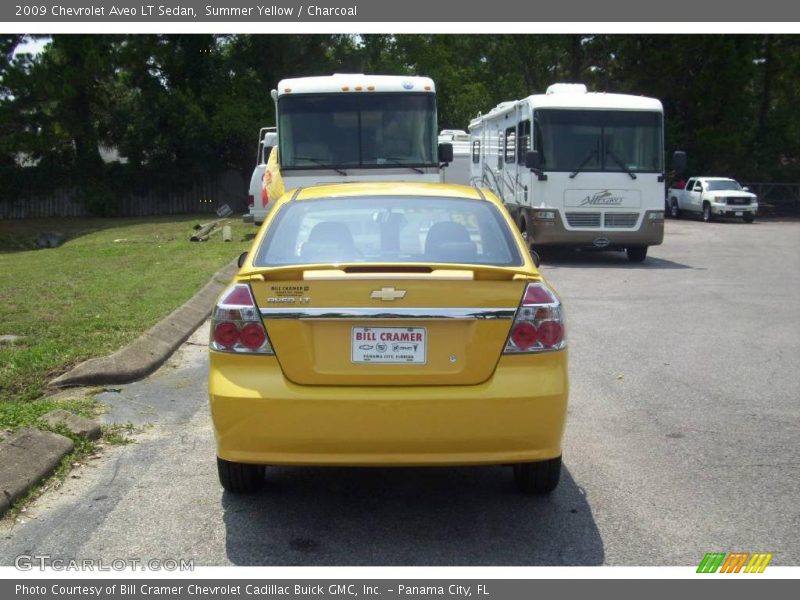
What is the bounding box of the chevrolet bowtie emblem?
[370,287,407,301]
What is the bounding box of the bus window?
[505,127,516,164]
[497,132,504,169]
[517,119,531,163]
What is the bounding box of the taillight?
[210,283,273,354]
[247,194,255,208]
[213,322,239,348]
[504,281,566,354]
[510,321,538,350]
[260,175,269,208]
[239,322,267,350]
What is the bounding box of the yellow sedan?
[208,182,568,494]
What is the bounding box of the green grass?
[101,422,142,445]
[0,214,253,408]
[3,413,143,519]
[1,394,100,518]
[5,442,95,520]
[0,395,99,436]
[0,393,146,518]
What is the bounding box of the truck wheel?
[702,202,712,222]
[627,246,648,263]
[217,457,264,493]
[513,455,561,494]
[669,199,680,219]
[743,213,755,223]
[519,212,530,240]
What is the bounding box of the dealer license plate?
[351,327,427,364]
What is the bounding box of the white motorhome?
[469,83,665,262]
[271,74,452,192]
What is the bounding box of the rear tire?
[702,202,712,222]
[217,457,264,493]
[513,455,561,494]
[743,213,755,223]
[626,246,648,263]
[669,199,680,219]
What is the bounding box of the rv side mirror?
[237,251,248,268]
[672,150,687,173]
[438,143,454,164]
[525,150,542,170]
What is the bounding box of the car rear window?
[254,195,523,267]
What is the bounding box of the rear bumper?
[530,210,664,249]
[209,352,568,466]
[245,207,269,225]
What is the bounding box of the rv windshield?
[534,109,663,173]
[278,93,438,170]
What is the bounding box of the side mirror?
[672,150,687,173]
[742,186,750,192]
[525,150,542,170]
[237,251,248,268]
[438,142,454,164]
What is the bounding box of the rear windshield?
[254,196,523,267]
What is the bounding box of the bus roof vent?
[546,83,588,95]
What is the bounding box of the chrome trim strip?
[259,307,516,320]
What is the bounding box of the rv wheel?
[627,246,648,263]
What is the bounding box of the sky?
[12,35,51,57]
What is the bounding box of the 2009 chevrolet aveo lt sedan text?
[208,182,568,494]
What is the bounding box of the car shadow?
[539,249,697,270]
[222,465,604,566]
[670,214,764,225]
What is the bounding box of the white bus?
[469,83,665,262]
[271,74,453,192]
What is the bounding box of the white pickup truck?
[667,177,757,223]
[243,127,277,225]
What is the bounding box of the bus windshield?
[278,93,438,170]
[534,109,663,174]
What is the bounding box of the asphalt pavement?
[1,217,798,566]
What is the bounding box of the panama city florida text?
[15,4,358,17]
[16,585,491,597]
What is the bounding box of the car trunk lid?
[246,265,531,386]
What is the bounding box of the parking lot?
[1,217,798,566]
